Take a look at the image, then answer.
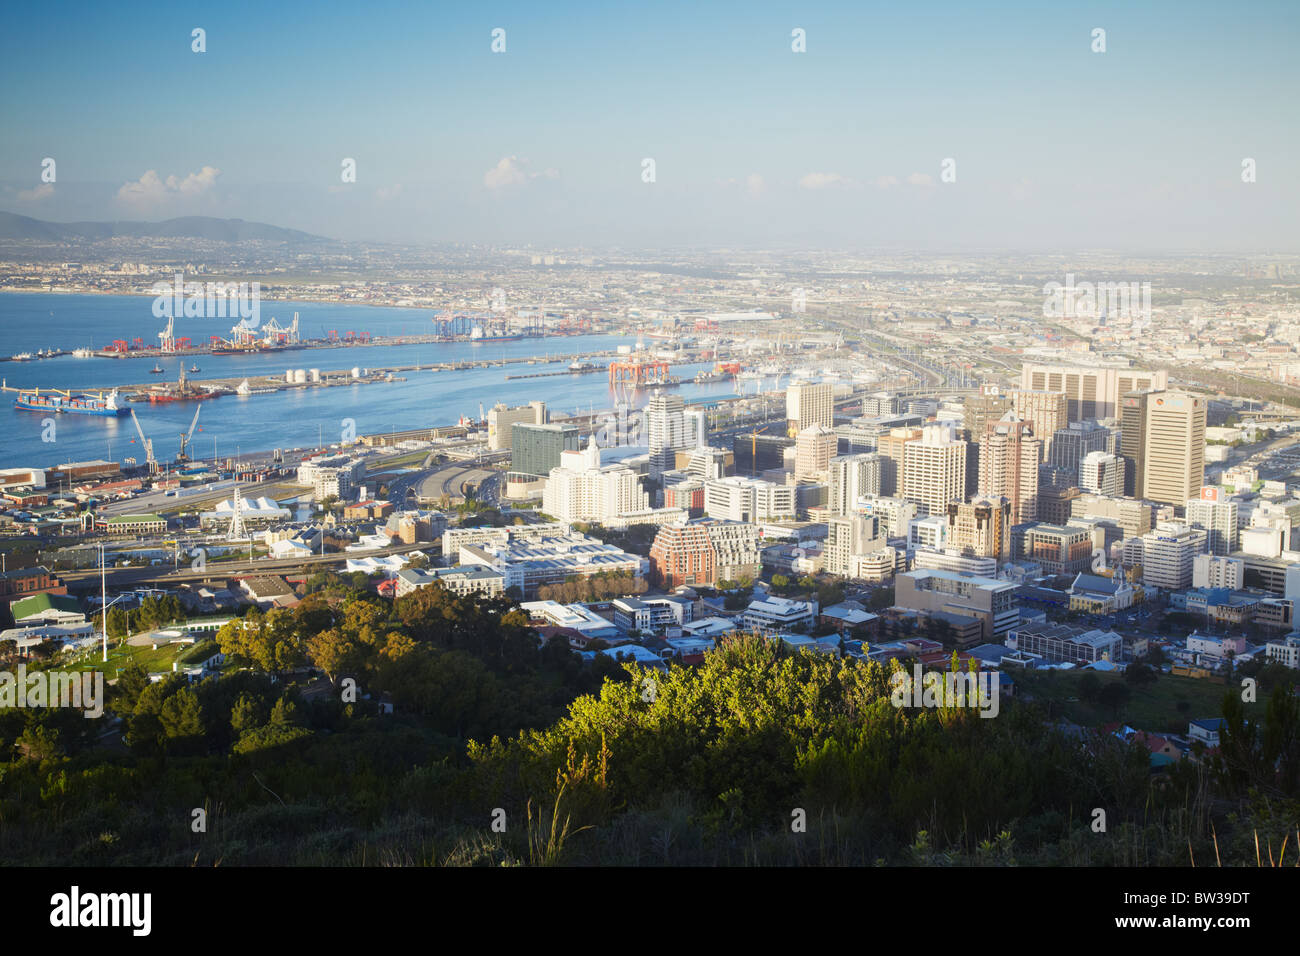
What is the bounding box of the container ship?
[3,383,129,416]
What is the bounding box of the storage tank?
[285,369,294,383]
[292,369,307,384]
[351,367,361,379]
[309,368,321,382]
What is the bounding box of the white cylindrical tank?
[292,369,307,383]
[309,368,321,382]
[351,367,361,378]
[285,369,294,383]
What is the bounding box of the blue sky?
[2,0,1296,250]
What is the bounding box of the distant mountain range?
[0,211,330,243]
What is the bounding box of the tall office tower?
[877,426,923,496]
[1079,450,1121,496]
[646,391,691,450]
[1050,420,1117,477]
[827,453,883,515]
[1011,389,1067,461]
[979,411,1041,525]
[1142,391,1206,508]
[945,495,1012,562]
[1185,485,1238,556]
[1120,391,1149,498]
[794,424,837,479]
[963,432,982,497]
[902,424,967,518]
[965,386,1014,445]
[1020,362,1168,422]
[646,390,696,476]
[487,400,547,451]
[786,381,835,433]
[511,422,582,480]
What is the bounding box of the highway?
[60,538,435,591]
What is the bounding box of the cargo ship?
[3,383,129,416]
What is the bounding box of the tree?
[1078,672,1102,703]
[1098,681,1130,717]
[1125,663,1157,688]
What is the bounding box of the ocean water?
[0,293,754,468]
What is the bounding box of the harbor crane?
[129,409,157,473]
[158,313,175,352]
[177,405,202,463]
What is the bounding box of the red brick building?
[649,523,716,589]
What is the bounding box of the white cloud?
[745,173,765,195]
[484,156,557,190]
[375,184,404,201]
[906,172,933,186]
[873,175,900,188]
[799,172,857,190]
[17,183,54,202]
[116,166,221,205]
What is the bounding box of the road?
[60,538,435,591]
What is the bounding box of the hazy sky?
[2,0,1297,251]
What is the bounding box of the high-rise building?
[1011,389,1067,461]
[511,422,582,481]
[877,426,924,497]
[1142,391,1206,508]
[794,425,837,480]
[1080,451,1121,496]
[979,411,1040,524]
[1185,486,1238,556]
[1120,391,1149,498]
[786,382,835,433]
[487,401,547,451]
[646,391,700,476]
[1020,362,1168,422]
[824,514,885,576]
[945,496,1012,562]
[1038,484,1081,525]
[902,424,967,518]
[857,496,918,537]
[827,453,883,516]
[1050,420,1117,477]
[964,386,1013,445]
[1129,522,1207,590]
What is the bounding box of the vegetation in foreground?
[0,580,1297,866]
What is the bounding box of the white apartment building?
[827,453,882,516]
[857,496,918,537]
[543,438,651,524]
[1192,553,1245,590]
[1185,487,1239,556]
[703,476,796,523]
[902,424,967,518]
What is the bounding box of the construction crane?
[177,405,201,463]
[745,424,769,475]
[129,409,157,473]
